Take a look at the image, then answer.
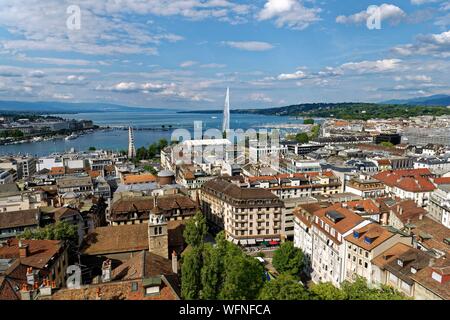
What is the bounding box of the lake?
[0,110,310,156]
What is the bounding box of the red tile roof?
[373,169,435,192]
[0,239,64,270]
[434,177,450,185]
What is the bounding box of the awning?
[232,239,239,244]
[256,239,264,242]
[240,239,248,245]
[269,241,279,245]
[248,239,256,245]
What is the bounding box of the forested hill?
[181,103,450,120]
[239,103,450,120]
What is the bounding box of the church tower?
[147,213,169,259]
[128,126,136,159]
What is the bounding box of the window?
[131,282,138,292]
[364,262,368,269]
[389,272,398,284]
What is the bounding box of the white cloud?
[394,75,432,82]
[223,41,274,51]
[339,59,402,74]
[392,30,450,58]
[277,70,307,80]
[29,70,46,78]
[180,61,198,68]
[258,0,321,30]
[336,4,406,26]
[249,92,273,103]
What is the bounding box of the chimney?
[19,241,29,258]
[101,259,112,283]
[96,288,102,300]
[20,284,31,300]
[172,251,178,274]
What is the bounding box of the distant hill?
[382,94,450,106]
[0,100,171,114]
[183,102,450,120]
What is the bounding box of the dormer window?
[353,230,360,239]
[397,259,403,267]
[411,267,417,274]
[364,236,374,245]
[432,271,442,283]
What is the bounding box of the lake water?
[0,110,309,156]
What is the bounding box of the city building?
[373,169,436,207]
[309,204,370,286]
[201,178,284,246]
[343,223,412,283]
[109,194,197,226]
[371,243,434,298]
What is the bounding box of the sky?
[0,0,449,110]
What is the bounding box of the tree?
[310,282,347,300]
[310,125,321,139]
[219,253,265,300]
[258,274,310,300]
[380,141,394,148]
[181,247,203,300]
[200,232,228,300]
[303,118,314,125]
[295,132,309,144]
[88,146,96,151]
[158,138,168,150]
[136,146,148,160]
[183,211,207,248]
[272,241,305,278]
[20,222,78,243]
[341,277,407,300]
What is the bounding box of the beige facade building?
[201,178,284,246]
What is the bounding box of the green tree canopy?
[181,247,203,300]
[380,141,394,148]
[272,241,305,278]
[183,211,208,248]
[303,118,314,125]
[258,274,310,300]
[20,222,78,243]
[294,132,309,144]
[219,253,265,300]
[310,282,347,300]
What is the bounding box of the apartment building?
[371,243,434,298]
[428,184,450,228]
[0,184,46,213]
[309,204,370,286]
[345,176,386,198]
[343,223,412,283]
[373,169,436,207]
[109,194,197,226]
[246,171,342,200]
[201,178,284,246]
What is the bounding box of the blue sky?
[0,0,449,109]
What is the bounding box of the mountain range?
[381,94,450,106]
